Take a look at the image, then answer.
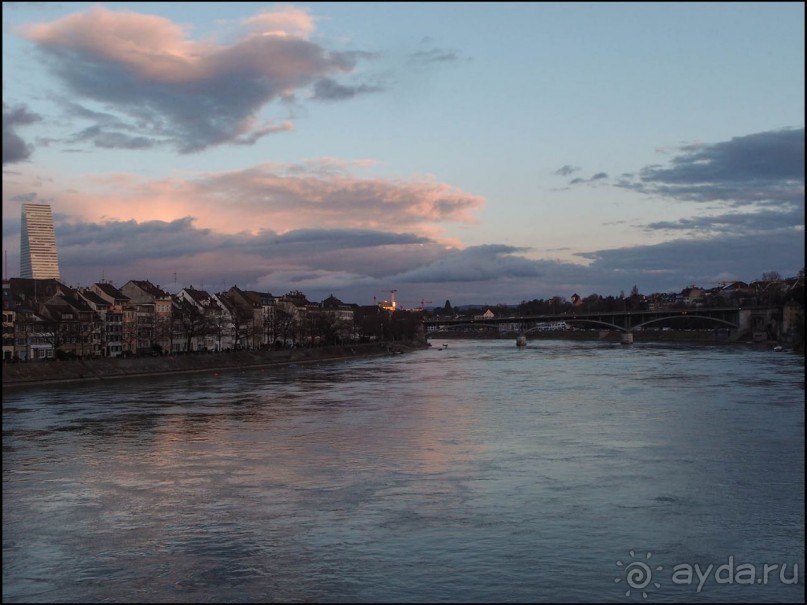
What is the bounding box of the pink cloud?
[242,6,317,40]
[192,164,486,236]
[21,7,210,83]
[4,161,486,242]
[19,6,372,152]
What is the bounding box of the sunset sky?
[3,2,804,306]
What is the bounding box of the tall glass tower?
[20,203,61,280]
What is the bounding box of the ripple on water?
[2,342,804,603]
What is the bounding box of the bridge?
[424,307,781,342]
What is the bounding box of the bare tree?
[229,304,254,350]
[174,301,209,352]
[273,307,296,347]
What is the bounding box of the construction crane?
[388,298,433,312]
[398,298,433,310]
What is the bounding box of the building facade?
[20,203,61,280]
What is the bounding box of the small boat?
[773,345,784,352]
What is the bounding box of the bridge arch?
[632,315,738,331]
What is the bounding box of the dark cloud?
[592,126,806,288]
[7,210,803,303]
[311,78,384,102]
[27,215,553,302]
[68,125,159,150]
[554,165,580,176]
[3,130,33,164]
[620,127,804,206]
[44,98,166,150]
[60,98,127,126]
[392,245,541,284]
[578,229,805,292]
[2,102,41,164]
[265,229,429,248]
[568,172,609,186]
[621,127,804,272]
[56,217,225,265]
[645,205,805,235]
[408,48,461,65]
[51,217,445,290]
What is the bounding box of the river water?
[2,340,804,603]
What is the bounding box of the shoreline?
[2,341,427,389]
[427,330,803,351]
[3,332,800,390]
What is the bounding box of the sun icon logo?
[615,550,663,599]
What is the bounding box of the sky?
[2,2,804,306]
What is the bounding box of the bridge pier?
[620,332,634,345]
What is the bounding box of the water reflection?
[3,341,804,602]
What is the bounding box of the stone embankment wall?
[2,341,426,388]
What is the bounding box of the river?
[2,339,804,602]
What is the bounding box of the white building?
[20,204,61,280]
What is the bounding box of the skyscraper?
[20,203,61,280]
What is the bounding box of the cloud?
[568,172,609,186]
[578,229,805,291]
[5,99,802,302]
[391,245,543,283]
[645,205,804,235]
[6,205,803,303]
[407,37,467,68]
[616,127,805,255]
[2,102,41,164]
[67,125,159,150]
[256,228,430,249]
[19,5,374,152]
[620,127,804,207]
[408,48,461,65]
[2,158,486,240]
[24,214,586,303]
[241,5,317,40]
[191,163,486,233]
[43,215,451,296]
[56,217,225,266]
[554,165,580,176]
[581,126,805,288]
[2,158,488,296]
[311,77,384,101]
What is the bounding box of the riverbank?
[2,340,427,389]
[429,329,802,350]
[430,330,732,343]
